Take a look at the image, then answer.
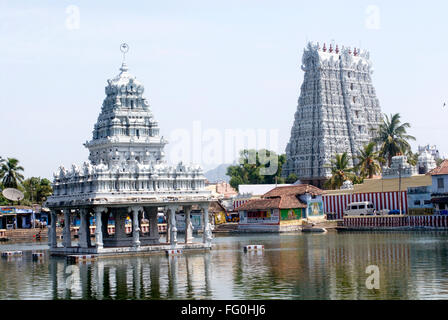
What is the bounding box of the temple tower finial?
[120,43,129,72]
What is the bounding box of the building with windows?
[429,160,448,214]
[237,184,324,232]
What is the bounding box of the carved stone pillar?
[63,208,72,248]
[114,210,127,240]
[202,204,211,244]
[129,206,142,248]
[48,209,58,248]
[79,208,90,249]
[94,207,105,250]
[148,207,159,240]
[184,205,193,244]
[165,208,170,244]
[169,206,178,246]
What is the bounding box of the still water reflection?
[2,232,448,299]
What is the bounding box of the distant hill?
[204,164,231,183]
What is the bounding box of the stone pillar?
[165,208,170,244]
[148,207,159,240]
[79,208,90,249]
[129,206,142,248]
[169,206,178,246]
[48,209,58,248]
[184,205,193,244]
[114,210,127,240]
[63,208,72,248]
[202,205,209,244]
[94,207,105,250]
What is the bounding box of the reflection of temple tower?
[283,42,382,187]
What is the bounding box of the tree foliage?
[373,113,416,166]
[324,152,354,190]
[22,177,53,205]
[0,157,25,188]
[226,149,286,190]
[355,142,383,179]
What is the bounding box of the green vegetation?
[324,152,354,190]
[373,113,416,166]
[0,157,24,189]
[355,142,383,179]
[324,113,420,190]
[0,156,52,206]
[226,149,288,190]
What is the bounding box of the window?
[368,204,374,209]
[438,178,445,189]
[359,205,365,209]
[351,205,358,210]
[414,200,421,206]
[424,200,431,205]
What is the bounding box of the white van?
[344,201,375,216]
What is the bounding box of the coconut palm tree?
[324,152,354,190]
[0,158,25,188]
[356,142,383,179]
[373,113,416,166]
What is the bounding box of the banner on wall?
[0,207,15,214]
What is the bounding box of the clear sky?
[1,0,447,179]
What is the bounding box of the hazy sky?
[1,0,447,179]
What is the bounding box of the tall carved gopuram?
[283,42,383,187]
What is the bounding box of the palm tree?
[324,153,354,190]
[356,142,383,179]
[406,150,419,166]
[373,113,416,166]
[0,158,25,188]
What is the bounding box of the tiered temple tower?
[283,42,383,187]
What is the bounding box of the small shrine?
[45,44,213,255]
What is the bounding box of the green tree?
[406,150,419,166]
[226,149,286,190]
[324,152,354,190]
[285,173,299,184]
[23,177,53,205]
[373,113,416,166]
[0,158,25,188]
[356,142,383,179]
[436,158,445,167]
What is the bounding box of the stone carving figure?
[204,222,213,245]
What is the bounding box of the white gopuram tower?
[283,42,383,187]
[46,44,212,255]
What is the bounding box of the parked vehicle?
[388,209,401,215]
[344,202,375,216]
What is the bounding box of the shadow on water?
[2,232,448,299]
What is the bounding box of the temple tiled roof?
[237,184,322,211]
[263,184,323,198]
[429,160,448,176]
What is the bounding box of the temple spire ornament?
[120,43,129,72]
